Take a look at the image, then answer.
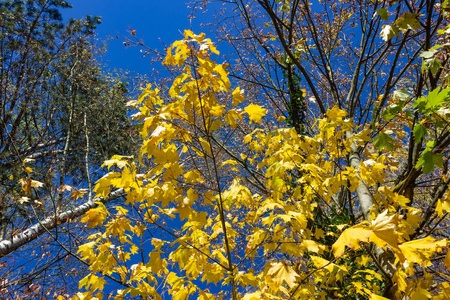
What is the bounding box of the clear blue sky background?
[62,0,208,75]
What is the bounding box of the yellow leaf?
[151,238,168,251]
[369,210,398,250]
[198,290,215,300]
[184,30,206,42]
[326,105,347,119]
[355,269,383,281]
[410,287,431,300]
[333,210,399,258]
[445,250,450,269]
[77,241,96,259]
[225,109,242,128]
[198,137,211,155]
[232,87,245,106]
[315,228,325,239]
[213,64,231,91]
[243,291,265,300]
[149,251,163,273]
[209,105,225,117]
[81,203,109,229]
[310,255,347,273]
[355,255,371,267]
[301,239,326,254]
[30,180,44,188]
[266,261,299,289]
[277,115,286,123]
[94,172,119,198]
[22,158,35,165]
[398,236,439,264]
[184,170,204,184]
[370,294,390,300]
[71,189,88,200]
[237,272,258,287]
[220,159,240,169]
[79,274,106,292]
[352,129,372,143]
[436,199,450,217]
[332,224,371,257]
[244,104,267,123]
[102,155,131,170]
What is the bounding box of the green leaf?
[373,132,394,151]
[415,141,443,174]
[433,153,444,169]
[382,89,409,121]
[423,58,442,75]
[393,89,410,101]
[413,87,450,113]
[395,12,420,32]
[420,48,438,59]
[416,151,433,174]
[413,124,426,144]
[376,8,389,21]
[382,104,403,121]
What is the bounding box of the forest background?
[1,0,450,299]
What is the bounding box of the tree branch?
[0,188,125,257]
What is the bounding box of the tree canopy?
[0,0,138,297]
[73,0,450,297]
[2,0,450,299]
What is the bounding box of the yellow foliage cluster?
[74,31,449,300]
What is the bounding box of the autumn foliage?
[72,28,450,300]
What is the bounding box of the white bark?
[0,188,125,257]
[348,149,373,221]
[347,131,397,296]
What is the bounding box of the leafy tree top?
[73,28,450,300]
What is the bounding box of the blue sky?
[62,0,206,75]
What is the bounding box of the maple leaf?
[369,210,398,250]
[30,180,44,188]
[266,261,299,290]
[376,8,389,21]
[333,210,399,257]
[300,239,326,254]
[244,104,267,123]
[326,105,347,119]
[18,196,30,204]
[409,287,431,300]
[370,294,390,300]
[209,105,225,117]
[436,199,450,217]
[380,25,399,41]
[79,274,106,292]
[332,224,371,257]
[225,109,242,128]
[232,87,245,106]
[395,12,420,32]
[398,236,440,264]
[71,189,88,200]
[445,251,450,270]
[102,155,131,170]
[80,203,108,229]
[242,291,264,300]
